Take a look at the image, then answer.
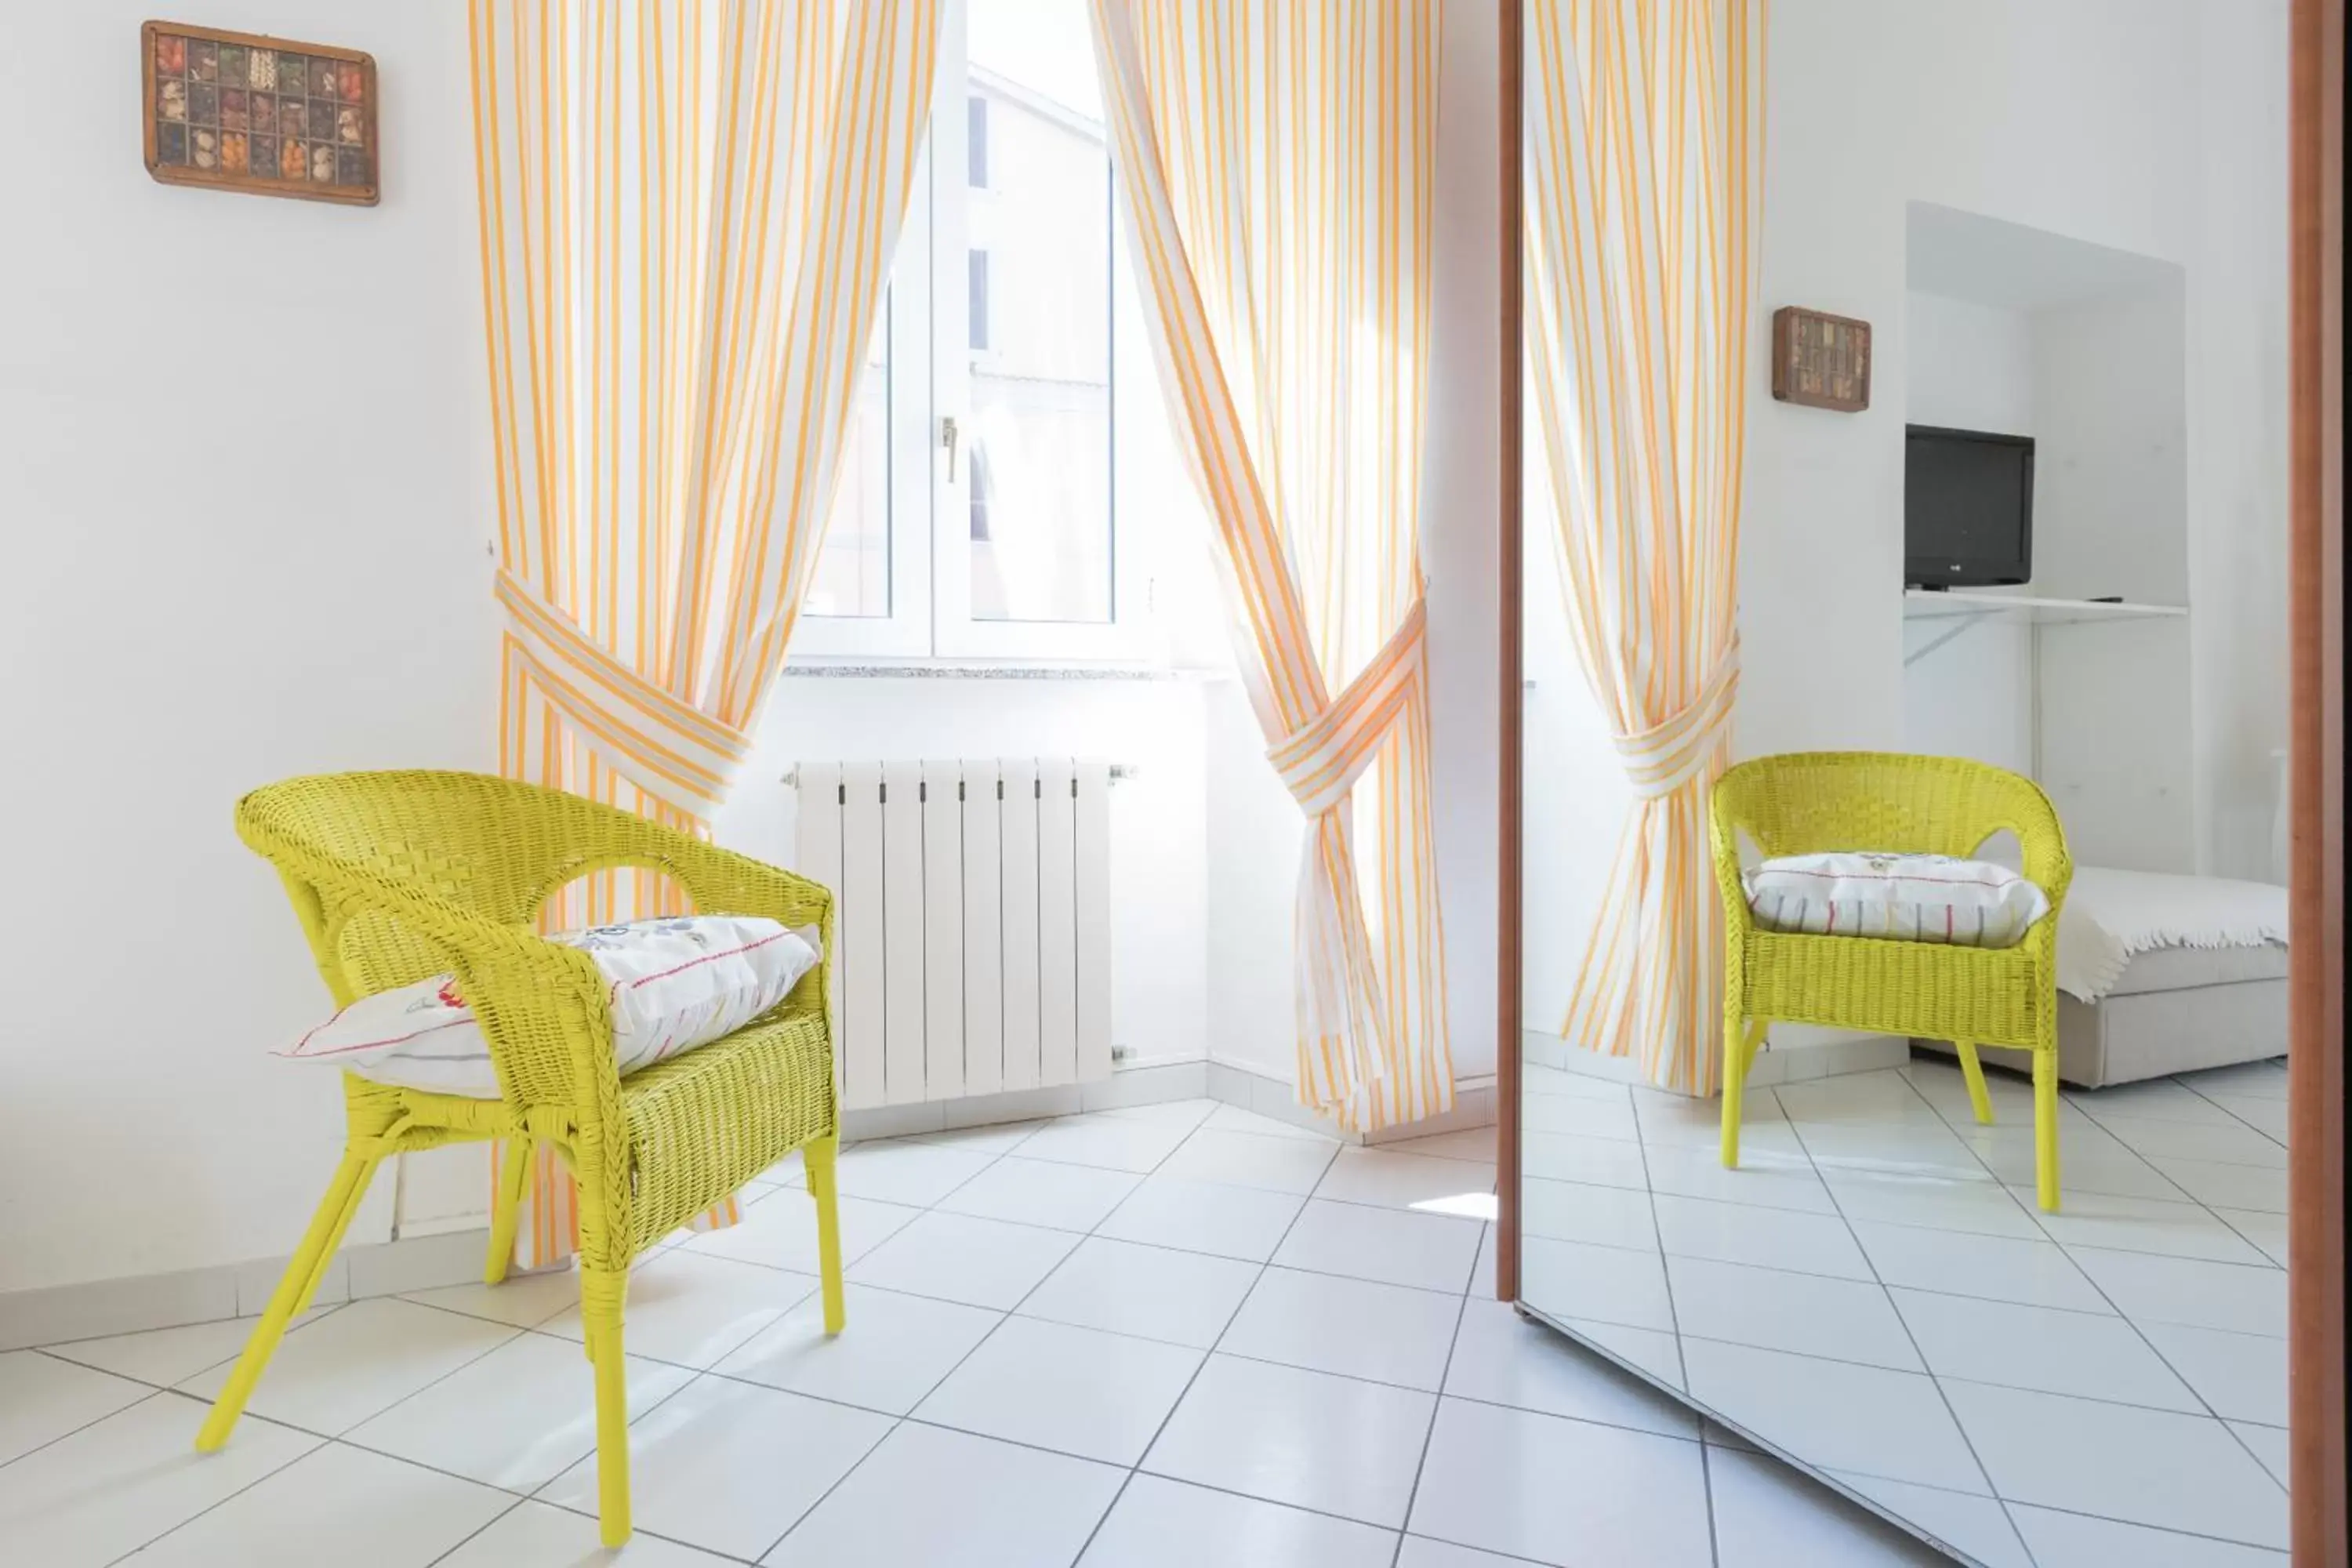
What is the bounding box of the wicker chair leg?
[1720,1016,1748,1169]
[804,1135,848,1334]
[1951,1041,1998,1125]
[580,1267,632,1547]
[2033,1050,2063,1212]
[196,1151,380,1454]
[483,1138,535,1286]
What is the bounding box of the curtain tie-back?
[1267,598,1429,819]
[495,568,751,820]
[1610,636,1741,800]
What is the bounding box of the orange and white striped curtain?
[1091,0,1451,1132]
[468,0,939,1265]
[1528,0,1765,1094]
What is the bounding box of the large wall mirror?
[1507,2,2316,1563]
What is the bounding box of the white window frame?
[792,0,1152,669]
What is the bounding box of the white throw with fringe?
[2057,866,2289,1002]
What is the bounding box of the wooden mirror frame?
[1495,3,2346,1554]
[2287,0,2344,1557]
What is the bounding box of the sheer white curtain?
[1091,0,1452,1131]
[1526,0,1766,1093]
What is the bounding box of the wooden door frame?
[2288,0,2345,1559]
[1496,0,1523,1303]
[1501,14,2349,1544]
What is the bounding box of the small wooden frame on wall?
[1771,305,1871,412]
[142,20,379,205]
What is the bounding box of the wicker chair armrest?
[365,865,611,1097]
[1708,776,1759,937]
[577,822,836,1024]
[243,821,622,1113]
[2013,808,2074,914]
[1964,782,2074,915]
[627,828,835,933]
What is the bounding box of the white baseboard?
[837,1058,1210,1142]
[1525,1027,1906,1094]
[0,1225,495,1355]
[1203,1060,1498,1145]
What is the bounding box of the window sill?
[779,659,1232,683]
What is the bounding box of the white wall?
[1769,0,2277,869]
[2187,0,2292,876]
[1745,0,2284,866]
[1203,0,1501,1089]
[2031,287,2190,604]
[2032,284,2198,869]
[0,2,496,1293]
[1906,292,2037,434]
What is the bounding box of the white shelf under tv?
[1902,587,2189,625]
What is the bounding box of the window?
[798,0,1138,662]
[967,249,990,352]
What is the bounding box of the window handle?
[941,415,960,483]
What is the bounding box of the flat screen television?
[1904,424,2034,588]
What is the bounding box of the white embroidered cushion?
[278,915,821,1098]
[1742,852,2052,949]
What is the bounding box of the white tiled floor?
[3,1091,2024,1566]
[1520,1053,2293,1566]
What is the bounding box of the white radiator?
[791,759,1113,1109]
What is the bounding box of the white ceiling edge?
[1905,200,2184,313]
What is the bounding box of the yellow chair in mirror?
[1708,752,2072,1211]
[193,771,846,1548]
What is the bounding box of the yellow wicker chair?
[196,771,844,1547]
[1709,752,2073,1211]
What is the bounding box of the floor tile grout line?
[860,1139,1493,1227]
[65,1105,1481,1560]
[2089,1071,2291,1155]
[51,1098,1396,1568]
[1780,1095,2021,1557]
[0,1382,169,1483]
[1828,1074,2061,1568]
[58,1078,2286,1560]
[1613,1071,1697,1403]
[416,1494,537,1568]
[26,1302,384,1432]
[2209,1205,2293,1265]
[1515,1221,2274,1323]
[2027,1244,2296,1488]
[491,1186,1480,1390]
[1845,1065,2292,1547]
[24,1297,354,1363]
[1697,1436,1722,1568]
[1524,1317,2283,1430]
[1534,1196,2281,1280]
[1386,1290,1470,1568]
[1915,1056,2205,1210]
[1397,1528,1580,1567]
[89,1392,339,1568]
[1984,1491,2297,1555]
[630,1327,1711,1455]
[1915,1064,2296,1475]
[1530,1138,2264,1240]
[741,1093,1233,1565]
[1033,1112,1310,1568]
[1109,1147,1384,1542]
